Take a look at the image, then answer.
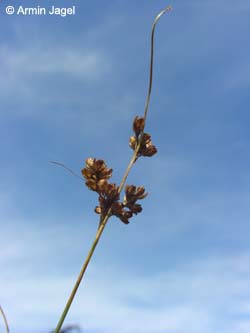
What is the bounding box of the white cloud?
[0,44,109,108]
[1,45,108,79]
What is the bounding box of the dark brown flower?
[82,158,113,192]
[99,183,120,202]
[124,185,148,204]
[94,183,120,216]
[82,159,147,224]
[141,133,151,146]
[133,116,145,137]
[141,143,157,157]
[126,203,142,215]
[111,202,133,224]
[140,133,157,157]
[129,133,157,158]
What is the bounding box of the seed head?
[125,185,148,204]
[82,158,113,192]
[82,159,148,225]
[140,133,157,157]
[129,132,157,158]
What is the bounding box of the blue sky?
[1,0,250,332]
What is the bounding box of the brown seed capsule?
[141,133,151,145]
[127,203,143,214]
[120,211,133,224]
[97,179,108,191]
[141,144,157,157]
[102,183,120,202]
[133,116,145,137]
[95,206,102,214]
[111,202,124,215]
[86,157,95,168]
[125,185,148,204]
[128,131,157,158]
[129,136,137,150]
[111,202,133,224]
[85,179,98,191]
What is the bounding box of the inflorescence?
[81,116,157,224]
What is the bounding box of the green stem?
[54,215,109,333]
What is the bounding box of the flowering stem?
[54,6,172,332]
[54,140,141,333]
[54,146,140,333]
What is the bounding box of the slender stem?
[0,305,10,333]
[54,219,107,333]
[118,153,137,193]
[143,5,172,124]
[120,5,172,190]
[54,6,172,332]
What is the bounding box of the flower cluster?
[95,182,119,216]
[111,185,147,224]
[129,116,157,157]
[124,185,147,214]
[81,158,112,192]
[82,158,147,224]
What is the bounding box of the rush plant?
[54,6,172,333]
